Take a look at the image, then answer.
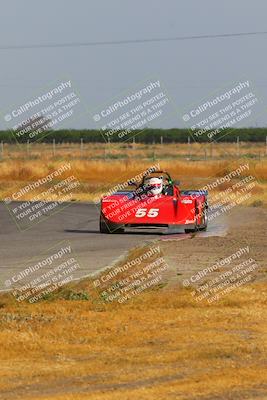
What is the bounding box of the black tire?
[185,227,197,234]
[99,217,124,234]
[185,202,208,233]
[99,219,110,233]
[185,221,198,233]
[185,203,198,233]
[199,207,208,231]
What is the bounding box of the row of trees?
[0,128,266,143]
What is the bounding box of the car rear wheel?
[185,202,208,233]
[185,227,197,234]
[199,207,208,231]
[185,221,198,233]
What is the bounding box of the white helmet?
[145,177,163,196]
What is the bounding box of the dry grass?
[1,141,267,160]
[0,143,266,206]
[0,281,266,400]
[0,190,266,399]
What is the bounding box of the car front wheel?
[99,216,124,234]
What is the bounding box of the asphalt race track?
[0,202,226,291]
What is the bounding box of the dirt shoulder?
[160,206,267,290]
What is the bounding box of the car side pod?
[172,197,178,216]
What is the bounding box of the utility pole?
[236,136,240,157]
[210,141,213,158]
[80,138,84,157]
[188,136,191,159]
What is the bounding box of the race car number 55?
[135,208,159,218]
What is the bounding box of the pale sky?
[0,0,266,129]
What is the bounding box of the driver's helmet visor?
[144,178,163,195]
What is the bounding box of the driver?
[144,177,163,197]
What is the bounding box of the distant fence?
[0,137,266,161]
[1,128,267,143]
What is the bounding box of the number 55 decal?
[135,208,159,218]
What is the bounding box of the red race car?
[99,171,208,234]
